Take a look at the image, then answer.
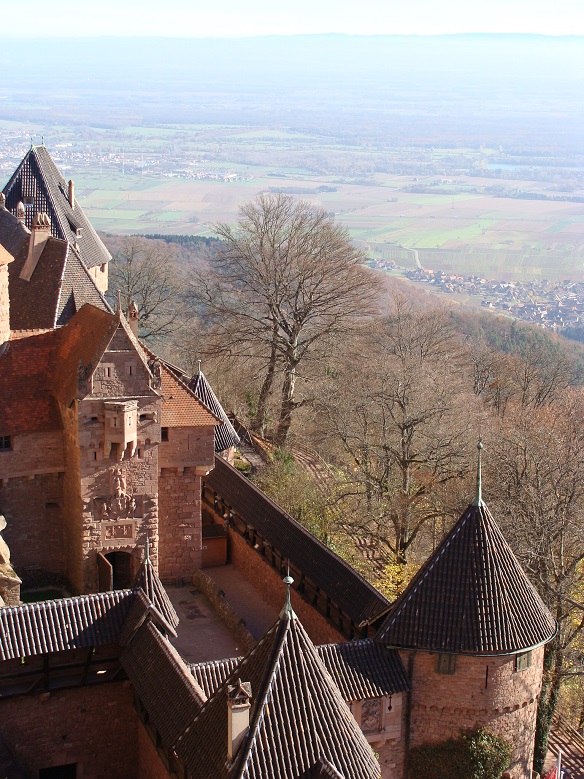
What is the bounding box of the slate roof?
[189,370,240,452]
[0,590,136,661]
[177,610,381,779]
[191,640,408,703]
[121,620,206,747]
[376,501,557,655]
[204,457,390,627]
[0,207,109,330]
[132,549,180,632]
[317,640,409,701]
[2,145,110,270]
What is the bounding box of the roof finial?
[145,533,150,562]
[280,564,296,620]
[198,358,202,374]
[30,137,34,149]
[473,438,484,507]
[41,135,45,146]
[116,289,121,315]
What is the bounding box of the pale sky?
[2,0,583,37]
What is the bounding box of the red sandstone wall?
[158,426,214,471]
[404,646,544,779]
[0,470,66,584]
[229,528,344,646]
[158,468,202,580]
[137,721,173,779]
[0,682,140,778]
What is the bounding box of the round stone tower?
[376,445,556,779]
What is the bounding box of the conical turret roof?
[189,368,240,452]
[376,501,556,655]
[178,594,380,778]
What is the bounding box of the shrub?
[410,728,512,779]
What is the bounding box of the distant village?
[371,259,584,331]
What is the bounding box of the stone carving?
[93,468,143,521]
[148,358,162,390]
[361,698,382,732]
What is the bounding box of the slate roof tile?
[189,370,240,451]
[376,501,557,655]
[0,207,109,330]
[0,590,135,661]
[178,611,381,779]
[121,620,206,746]
[191,640,409,703]
[2,146,110,270]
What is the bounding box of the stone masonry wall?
[78,386,161,592]
[158,468,202,581]
[0,682,140,778]
[158,427,215,471]
[137,721,172,779]
[0,470,66,586]
[404,646,544,779]
[229,528,344,646]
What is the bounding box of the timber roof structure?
[177,608,381,779]
[0,207,109,330]
[132,546,180,632]
[2,145,110,270]
[190,640,408,703]
[204,457,390,628]
[189,369,240,452]
[376,501,557,655]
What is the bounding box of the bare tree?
[190,194,378,445]
[106,236,186,341]
[488,393,584,773]
[318,297,474,564]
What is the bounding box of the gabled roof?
[190,640,409,704]
[204,457,390,627]
[0,207,109,330]
[121,620,206,747]
[132,546,180,632]
[0,589,136,661]
[189,369,240,451]
[178,609,381,779]
[376,501,557,655]
[160,362,220,428]
[2,145,110,270]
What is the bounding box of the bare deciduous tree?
[318,296,474,564]
[190,193,378,445]
[106,236,186,341]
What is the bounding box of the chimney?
[128,300,139,337]
[0,193,5,210]
[68,179,75,209]
[227,679,252,760]
[20,212,51,281]
[16,202,25,222]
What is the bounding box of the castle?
[0,146,556,779]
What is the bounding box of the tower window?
[435,653,457,675]
[515,650,532,672]
[161,427,169,442]
[0,435,12,451]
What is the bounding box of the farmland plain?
[0,35,582,280]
